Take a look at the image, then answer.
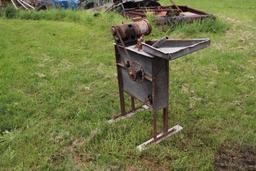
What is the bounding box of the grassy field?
[0,0,255,170]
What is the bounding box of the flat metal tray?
[142,38,210,60]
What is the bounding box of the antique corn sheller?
[110,19,210,150]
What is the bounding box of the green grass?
[0,0,256,170]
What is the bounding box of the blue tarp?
[51,0,79,9]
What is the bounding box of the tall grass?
[172,18,230,34]
[0,7,83,22]
[0,6,127,35]
[0,6,123,24]
[146,13,230,37]
[0,6,229,35]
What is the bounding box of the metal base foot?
[108,105,149,124]
[137,124,183,151]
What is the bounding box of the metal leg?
[115,46,126,116]
[137,61,183,151]
[152,110,157,141]
[131,96,135,112]
[163,60,169,134]
[163,107,169,134]
[119,89,126,115]
[152,73,157,141]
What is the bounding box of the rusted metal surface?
[111,2,214,25]
[142,38,210,60]
[112,19,151,46]
[111,20,210,149]
[154,5,215,25]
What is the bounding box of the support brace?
[108,105,149,124]
[137,124,183,151]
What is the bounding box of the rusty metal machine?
[109,0,214,25]
[110,19,210,150]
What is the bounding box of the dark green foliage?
[2,5,17,18]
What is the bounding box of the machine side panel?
[117,46,153,77]
[116,45,153,104]
[121,69,152,103]
[152,58,169,110]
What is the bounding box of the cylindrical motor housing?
[112,19,152,45]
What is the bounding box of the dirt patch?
[127,165,139,171]
[67,138,94,165]
[214,143,256,171]
[49,138,93,166]
[140,155,169,171]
